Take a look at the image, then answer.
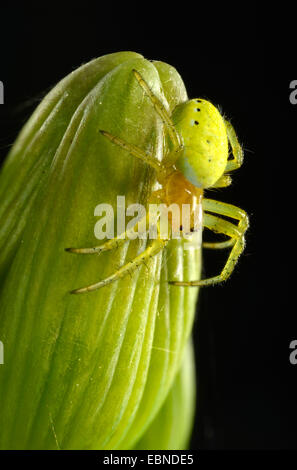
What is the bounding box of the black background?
[0,7,294,450]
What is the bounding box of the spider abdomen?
[172,99,228,188]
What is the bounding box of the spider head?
[172,99,228,188]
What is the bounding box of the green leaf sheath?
[0,52,200,449]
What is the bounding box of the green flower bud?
[0,52,200,449]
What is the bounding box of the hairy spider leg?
[224,120,244,172]
[98,70,184,175]
[65,212,150,255]
[202,197,244,249]
[211,174,232,188]
[132,69,183,159]
[99,131,162,172]
[203,238,236,250]
[70,228,168,294]
[170,198,249,286]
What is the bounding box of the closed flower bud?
[0,52,200,450]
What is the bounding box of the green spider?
[66,70,249,294]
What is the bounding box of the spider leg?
[99,130,162,172]
[203,198,248,223]
[170,199,249,286]
[224,119,244,172]
[202,199,246,251]
[211,174,232,188]
[99,71,183,174]
[203,239,235,249]
[70,234,168,294]
[65,213,148,255]
[132,70,184,163]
